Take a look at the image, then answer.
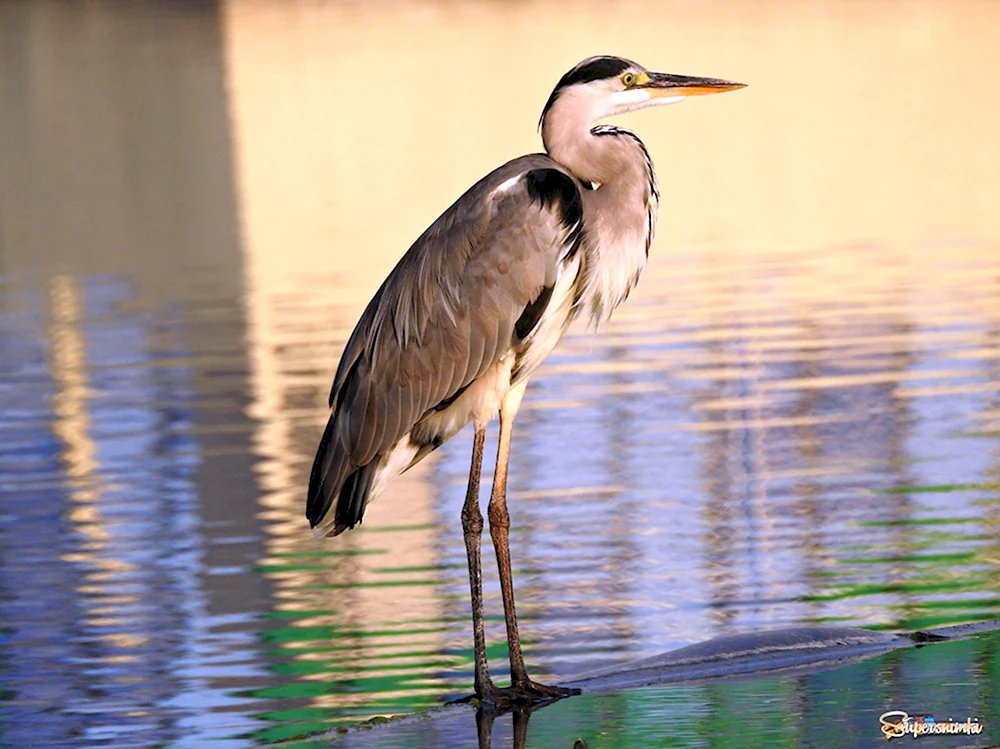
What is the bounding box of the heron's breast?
[579,183,653,324]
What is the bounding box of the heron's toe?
[475,677,579,709]
[511,679,580,704]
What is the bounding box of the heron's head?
[540,56,745,131]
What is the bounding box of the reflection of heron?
[307,56,744,705]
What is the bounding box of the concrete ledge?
[309,620,999,748]
[562,626,909,691]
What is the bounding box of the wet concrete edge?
[295,620,1000,747]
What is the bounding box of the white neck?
[542,96,659,323]
[541,90,617,185]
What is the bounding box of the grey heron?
[307,56,744,706]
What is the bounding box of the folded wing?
[307,155,586,536]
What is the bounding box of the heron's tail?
[306,416,377,537]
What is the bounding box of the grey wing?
[307,155,586,536]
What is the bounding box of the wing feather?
[307,154,585,531]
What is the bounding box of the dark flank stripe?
[431,381,472,412]
[512,167,588,382]
[515,284,555,340]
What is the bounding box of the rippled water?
[1,1,999,747]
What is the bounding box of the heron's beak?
[642,72,746,98]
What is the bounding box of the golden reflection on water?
[220,0,1000,722]
[47,276,144,656]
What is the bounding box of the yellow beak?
[643,72,746,98]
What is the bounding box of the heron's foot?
[477,679,580,708]
[515,679,581,703]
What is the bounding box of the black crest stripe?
[540,56,637,127]
[558,56,633,88]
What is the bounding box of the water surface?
[1,0,999,746]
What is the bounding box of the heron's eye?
[622,73,636,86]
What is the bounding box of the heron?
[306,56,744,706]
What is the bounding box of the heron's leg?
[488,382,579,701]
[488,383,529,683]
[462,425,492,697]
